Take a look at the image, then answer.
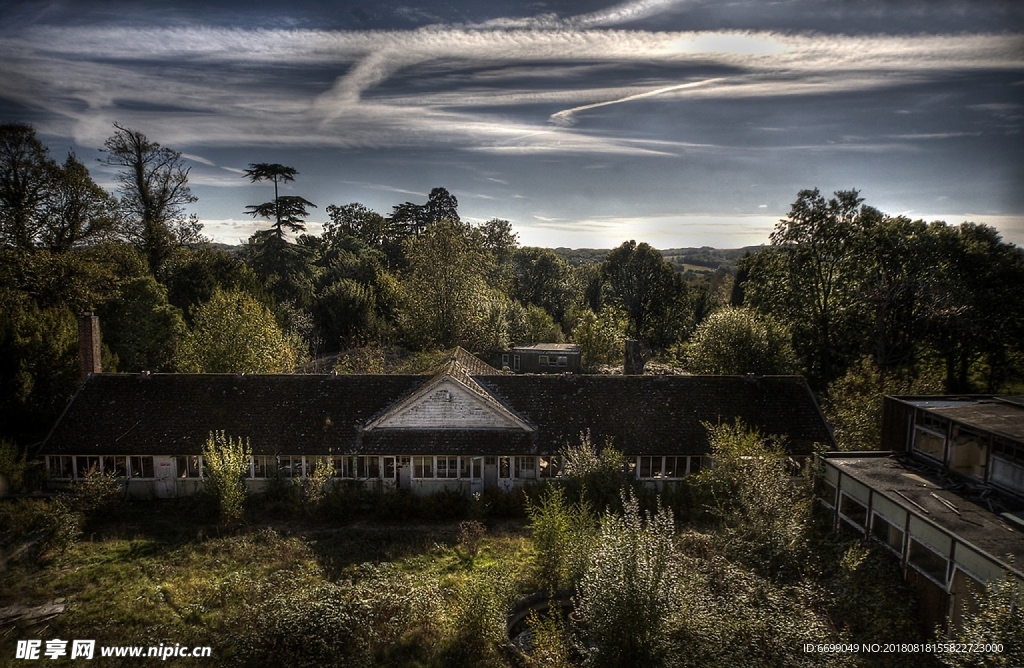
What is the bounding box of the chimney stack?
[624,339,646,375]
[78,312,101,380]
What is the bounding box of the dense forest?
[2,120,1024,454]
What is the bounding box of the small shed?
[499,344,581,373]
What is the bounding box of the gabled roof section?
[363,347,533,432]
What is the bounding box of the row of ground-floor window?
[46,454,703,482]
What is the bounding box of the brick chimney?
[78,312,102,380]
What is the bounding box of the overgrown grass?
[0,500,533,666]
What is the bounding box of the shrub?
[201,431,251,523]
[526,486,595,592]
[574,490,679,668]
[694,419,810,580]
[457,520,487,558]
[561,430,636,515]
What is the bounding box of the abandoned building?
[38,316,833,498]
[495,343,582,374]
[816,395,1024,631]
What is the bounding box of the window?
[279,456,304,478]
[102,456,128,478]
[664,456,684,478]
[639,456,655,479]
[501,354,510,368]
[818,479,837,508]
[49,456,73,479]
[414,456,433,478]
[252,455,273,478]
[437,456,459,479]
[515,457,537,479]
[908,538,948,585]
[539,456,563,478]
[359,456,380,479]
[871,514,904,554]
[499,456,510,478]
[176,456,203,478]
[129,456,154,479]
[557,356,568,367]
[460,457,472,479]
[538,355,549,366]
[384,457,396,479]
[76,456,100,478]
[689,457,702,474]
[839,494,868,529]
[950,428,988,479]
[913,427,945,460]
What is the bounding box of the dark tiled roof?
[40,372,832,457]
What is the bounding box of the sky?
[1,0,1022,249]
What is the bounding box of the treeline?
[2,122,1024,448]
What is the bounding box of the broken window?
[75,456,100,478]
[101,456,128,477]
[839,493,868,529]
[539,456,563,478]
[871,514,904,555]
[129,456,154,478]
[176,456,203,478]
[279,456,304,478]
[950,427,988,479]
[908,538,948,585]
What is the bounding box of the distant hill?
[553,245,764,275]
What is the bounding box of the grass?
[0,501,533,666]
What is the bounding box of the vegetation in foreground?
[4,426,1021,667]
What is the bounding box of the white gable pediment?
[364,377,533,431]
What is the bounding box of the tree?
[98,276,186,372]
[323,202,391,248]
[101,124,201,275]
[824,357,942,451]
[44,153,121,251]
[0,124,119,252]
[746,188,879,387]
[940,573,1024,667]
[400,218,492,349]
[243,163,315,241]
[683,306,796,375]
[923,222,1024,392]
[201,430,251,523]
[600,240,689,351]
[176,289,301,373]
[0,122,58,250]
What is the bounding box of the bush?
[201,431,251,524]
[526,486,594,592]
[574,490,679,668]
